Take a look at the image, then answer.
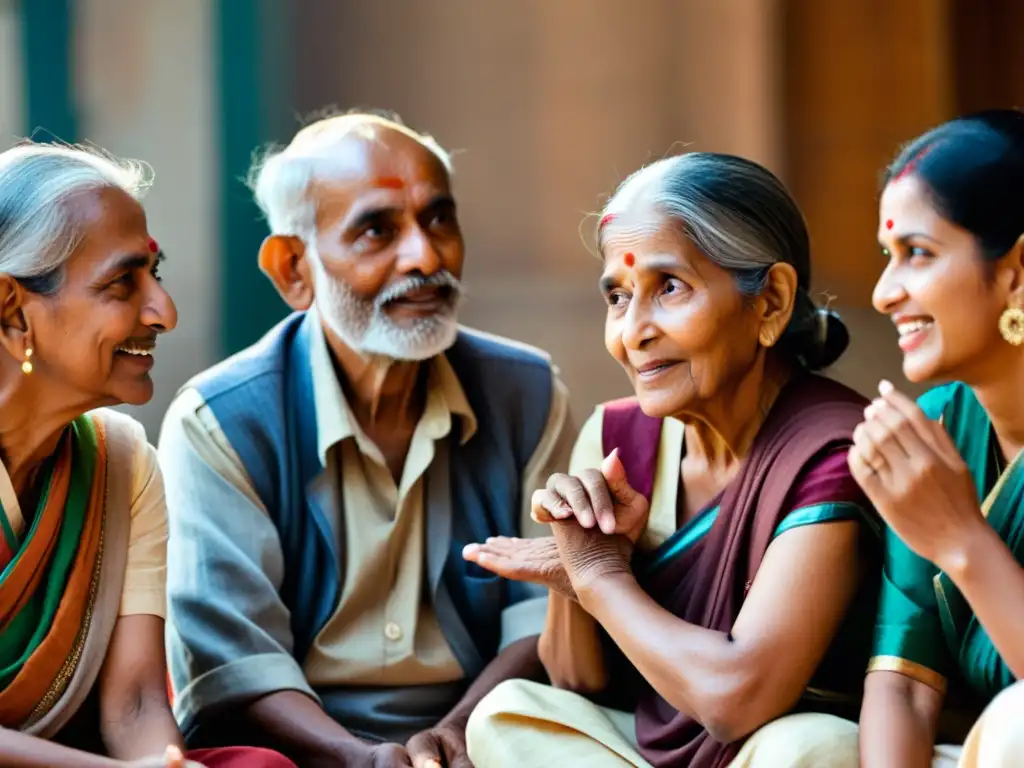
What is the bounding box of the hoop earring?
[21,347,33,375]
[999,306,1024,346]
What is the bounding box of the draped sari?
[0,411,296,767]
[602,375,877,768]
[0,414,115,735]
[870,382,1023,712]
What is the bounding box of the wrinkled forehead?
[599,163,676,246]
[295,124,452,228]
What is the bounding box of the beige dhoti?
[466,679,1024,767]
[465,680,858,767]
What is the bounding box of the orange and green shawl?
[0,415,107,730]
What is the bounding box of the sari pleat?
[0,417,107,728]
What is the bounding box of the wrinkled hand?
[464,450,648,600]
[848,380,986,568]
[406,721,472,768]
[124,746,205,768]
[551,518,634,598]
[532,450,649,543]
[463,535,577,600]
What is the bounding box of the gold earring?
[21,347,32,375]
[759,333,774,348]
[999,306,1024,346]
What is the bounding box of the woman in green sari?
[852,110,1024,766]
[0,143,296,767]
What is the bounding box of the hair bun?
[807,307,849,370]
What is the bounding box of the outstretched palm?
[464,451,649,601]
[464,536,577,601]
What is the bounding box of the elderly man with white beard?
[157,110,574,768]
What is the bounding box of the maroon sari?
[602,374,869,768]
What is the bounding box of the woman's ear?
[259,235,315,311]
[756,262,798,348]
[0,275,32,361]
[1003,233,1024,307]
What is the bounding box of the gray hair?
[248,108,453,245]
[599,152,849,370]
[0,142,152,295]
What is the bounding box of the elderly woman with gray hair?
[0,142,295,768]
[463,153,878,767]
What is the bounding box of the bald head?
[250,112,453,239]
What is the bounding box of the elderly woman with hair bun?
[463,152,879,767]
[0,142,295,768]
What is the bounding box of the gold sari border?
[868,655,947,694]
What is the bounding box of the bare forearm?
[538,592,608,692]
[860,674,941,768]
[859,704,934,768]
[245,690,361,764]
[942,523,1024,677]
[101,691,183,760]
[580,574,747,735]
[442,635,545,728]
[0,731,120,768]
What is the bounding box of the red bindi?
[623,252,635,267]
[148,238,159,253]
[885,219,894,230]
[374,177,405,190]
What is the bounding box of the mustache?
[376,271,464,308]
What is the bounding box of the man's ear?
[258,235,315,311]
[0,275,32,362]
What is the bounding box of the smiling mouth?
[115,342,155,357]
[636,361,680,378]
[896,318,934,337]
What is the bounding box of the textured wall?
[74,0,219,436]
[291,0,785,421]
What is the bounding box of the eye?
[661,277,690,297]
[432,209,456,227]
[605,289,630,308]
[908,245,933,262]
[150,263,163,283]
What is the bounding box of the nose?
[142,280,178,334]
[395,225,442,276]
[620,295,658,351]
[872,262,907,316]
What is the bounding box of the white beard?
[309,250,463,362]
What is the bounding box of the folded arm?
[939,522,1024,677]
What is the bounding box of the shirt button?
[384,622,403,641]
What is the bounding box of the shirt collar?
[308,308,477,464]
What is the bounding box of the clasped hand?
[464,450,649,599]
[329,722,469,768]
[848,380,986,568]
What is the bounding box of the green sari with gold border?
[870,382,1021,705]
